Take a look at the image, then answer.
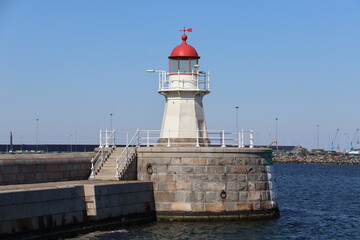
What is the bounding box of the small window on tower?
[179,59,189,72]
[170,59,178,73]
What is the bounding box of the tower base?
[157,138,211,147]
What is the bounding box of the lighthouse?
[149,29,210,146]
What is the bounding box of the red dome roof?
[169,34,200,59]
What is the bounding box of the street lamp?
[275,118,278,144]
[110,113,113,130]
[316,124,319,149]
[235,106,239,132]
[69,135,72,152]
[36,118,39,151]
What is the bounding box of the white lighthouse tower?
[149,29,210,146]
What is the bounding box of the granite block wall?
[137,147,278,220]
[0,153,94,185]
[0,181,156,237]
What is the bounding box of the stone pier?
[137,147,279,220]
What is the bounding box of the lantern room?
[169,34,200,74]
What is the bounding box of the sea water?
[65,164,360,239]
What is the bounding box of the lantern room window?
[170,58,199,73]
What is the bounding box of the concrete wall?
[0,181,155,237]
[0,153,94,185]
[137,147,278,220]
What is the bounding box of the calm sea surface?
[66,164,360,240]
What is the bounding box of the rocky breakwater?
[273,154,360,165]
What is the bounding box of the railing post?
[250,130,254,148]
[238,131,241,148]
[147,130,150,147]
[167,130,171,147]
[126,133,129,147]
[90,159,95,178]
[240,129,245,148]
[105,129,109,148]
[221,130,226,148]
[112,130,116,147]
[137,129,140,147]
[99,129,102,148]
[196,129,200,147]
[115,156,119,178]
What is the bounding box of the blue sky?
[0,0,359,150]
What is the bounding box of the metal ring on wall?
[147,163,153,175]
[220,190,227,199]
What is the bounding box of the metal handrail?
[115,129,139,179]
[89,147,109,178]
[158,71,210,92]
[99,129,254,148]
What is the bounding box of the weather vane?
[180,26,192,33]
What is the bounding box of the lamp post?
[110,113,113,130]
[235,106,239,132]
[69,135,72,152]
[316,124,319,149]
[275,118,278,144]
[36,118,39,151]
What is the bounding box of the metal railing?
[115,129,139,179]
[99,129,254,148]
[156,71,210,92]
[89,146,111,178]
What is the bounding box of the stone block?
[252,202,261,210]
[176,181,191,190]
[181,166,194,173]
[174,191,192,202]
[188,174,208,181]
[260,201,273,210]
[166,182,177,191]
[238,182,248,191]
[226,191,238,201]
[236,202,253,211]
[182,158,207,165]
[226,166,247,174]
[224,174,237,181]
[248,181,255,190]
[153,164,169,173]
[157,173,176,182]
[167,165,182,174]
[206,158,219,165]
[171,202,192,212]
[226,182,237,191]
[208,174,222,181]
[248,191,261,201]
[171,158,182,164]
[176,174,188,181]
[203,182,225,191]
[194,166,205,173]
[193,203,205,212]
[260,191,270,201]
[239,192,248,201]
[194,192,204,201]
[225,202,236,211]
[237,174,246,182]
[192,181,203,191]
[155,158,172,165]
[247,174,263,181]
[218,158,234,166]
[208,166,226,174]
[155,192,175,202]
[205,203,225,212]
[255,182,268,190]
[205,191,217,202]
[156,202,171,211]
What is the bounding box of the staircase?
[90,147,124,180]
[90,147,137,180]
